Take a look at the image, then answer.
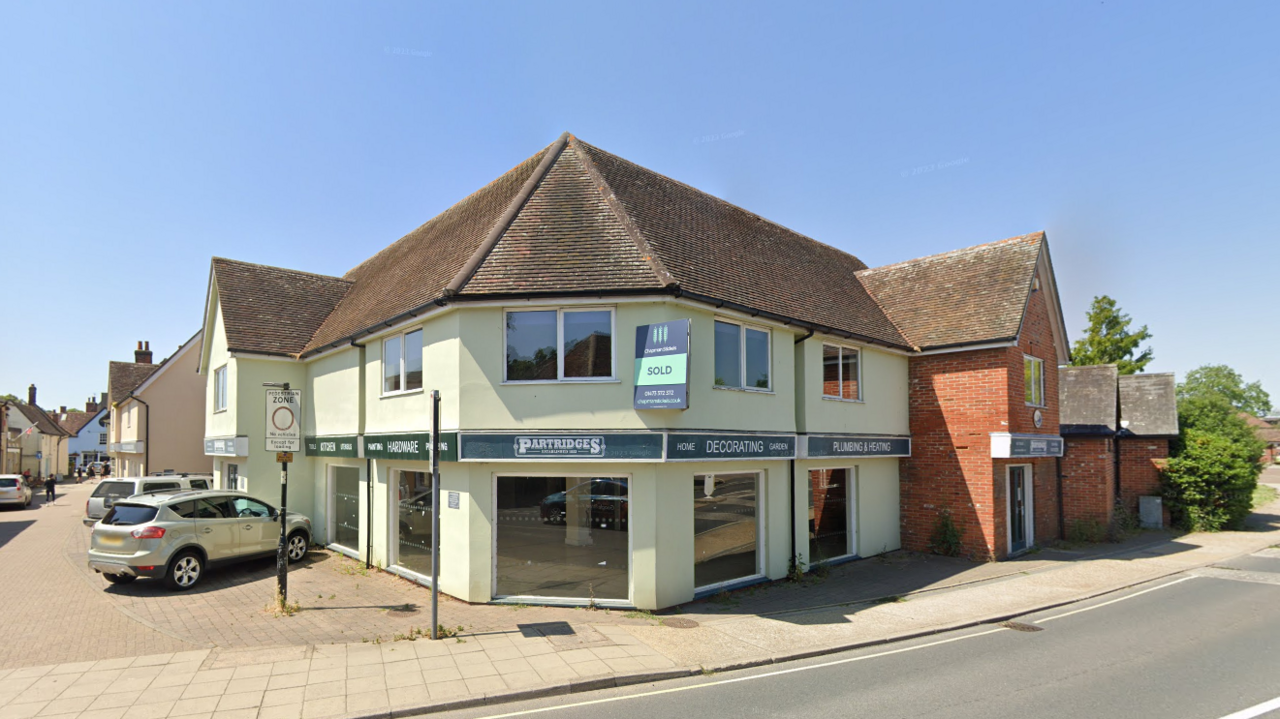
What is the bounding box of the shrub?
[1161,428,1261,531]
[1066,519,1107,544]
[928,509,964,557]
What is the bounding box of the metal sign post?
[430,390,441,640]
[264,383,301,607]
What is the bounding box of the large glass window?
[394,470,434,579]
[1024,356,1044,406]
[822,344,861,400]
[332,466,361,551]
[213,365,228,411]
[693,473,760,589]
[713,321,770,390]
[808,468,855,562]
[383,329,424,395]
[505,309,614,382]
[495,476,629,600]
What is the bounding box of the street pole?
[278,454,288,604]
[430,389,440,640]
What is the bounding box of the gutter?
[127,393,151,476]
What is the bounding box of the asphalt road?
[432,568,1280,719]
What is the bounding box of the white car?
[0,475,33,509]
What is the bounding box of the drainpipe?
[791,329,812,571]
[354,339,372,570]
[1055,455,1065,540]
[129,394,151,476]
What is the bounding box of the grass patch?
[1253,484,1278,509]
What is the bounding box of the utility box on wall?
[1139,495,1163,529]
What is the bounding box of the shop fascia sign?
[990,432,1064,458]
[304,432,458,461]
[458,432,664,461]
[633,319,691,410]
[665,432,796,461]
[203,436,248,457]
[802,435,911,459]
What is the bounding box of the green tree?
[1177,364,1272,417]
[0,394,19,403]
[1070,296,1154,374]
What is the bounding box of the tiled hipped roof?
[55,411,98,436]
[14,403,68,437]
[856,234,1044,351]
[210,133,1052,359]
[108,362,158,406]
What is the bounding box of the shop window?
[505,308,614,382]
[394,470,435,580]
[1024,355,1045,406]
[494,476,628,600]
[332,467,361,551]
[808,468,856,562]
[822,344,861,401]
[213,365,228,412]
[383,329,424,395]
[693,473,760,589]
[713,320,770,391]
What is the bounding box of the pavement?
[1,468,1278,719]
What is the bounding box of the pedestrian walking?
[44,473,55,503]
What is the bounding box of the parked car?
[0,475,33,509]
[83,476,214,527]
[539,478,628,529]
[86,489,312,590]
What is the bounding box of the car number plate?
[99,535,124,547]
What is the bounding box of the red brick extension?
[900,272,1062,560]
[1060,437,1169,532]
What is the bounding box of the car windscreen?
[101,504,158,526]
[0,478,19,488]
[92,481,136,499]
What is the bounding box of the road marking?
[467,628,1009,719]
[1035,576,1197,624]
[1218,694,1280,719]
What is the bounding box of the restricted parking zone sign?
[265,389,302,453]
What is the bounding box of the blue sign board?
[634,319,691,410]
[666,433,797,460]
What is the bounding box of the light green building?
[198,134,915,610]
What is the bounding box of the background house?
[55,393,110,471]
[108,335,206,477]
[3,385,70,478]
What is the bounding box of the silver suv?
[83,476,213,526]
[87,490,312,590]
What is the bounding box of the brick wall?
[1061,436,1115,529]
[1118,438,1168,513]
[901,269,1064,560]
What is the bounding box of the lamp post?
[263,381,291,606]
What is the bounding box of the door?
[229,496,278,555]
[192,497,241,562]
[1007,466,1032,554]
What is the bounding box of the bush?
[1161,428,1261,531]
[928,509,963,557]
[1066,519,1107,544]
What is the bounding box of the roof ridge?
[573,138,870,271]
[213,257,352,284]
[857,232,1045,277]
[444,133,571,295]
[567,135,678,289]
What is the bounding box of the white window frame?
[502,307,617,384]
[381,328,424,397]
[820,344,863,402]
[1024,355,1045,407]
[213,364,228,413]
[125,407,132,429]
[387,466,436,588]
[326,463,363,559]
[491,472,633,606]
[693,471,766,593]
[712,318,772,393]
[807,465,859,564]
[98,432,107,446]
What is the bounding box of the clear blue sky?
[1,1,1275,411]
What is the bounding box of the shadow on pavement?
[101,551,331,597]
[0,519,36,550]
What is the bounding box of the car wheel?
[165,551,204,591]
[286,532,309,563]
[103,573,136,585]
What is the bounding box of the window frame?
[712,318,772,393]
[388,466,437,587]
[1024,355,1045,407]
[381,328,425,397]
[820,343,863,402]
[213,364,228,413]
[502,307,617,384]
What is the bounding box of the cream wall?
[204,300,238,440]
[138,336,207,474]
[794,337,909,435]
[232,356,314,519]
[363,312,461,434]
[307,347,361,437]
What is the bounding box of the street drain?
[662,618,699,629]
[999,621,1043,632]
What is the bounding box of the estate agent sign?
[264,389,302,453]
[634,319,691,410]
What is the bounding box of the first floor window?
[822,344,861,400]
[214,365,228,411]
[383,329,424,394]
[1024,355,1045,406]
[505,308,614,382]
[98,433,107,445]
[714,320,770,390]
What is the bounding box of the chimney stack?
[86,396,98,413]
[135,340,153,365]
[100,392,107,408]
[28,384,36,406]
[59,406,67,415]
